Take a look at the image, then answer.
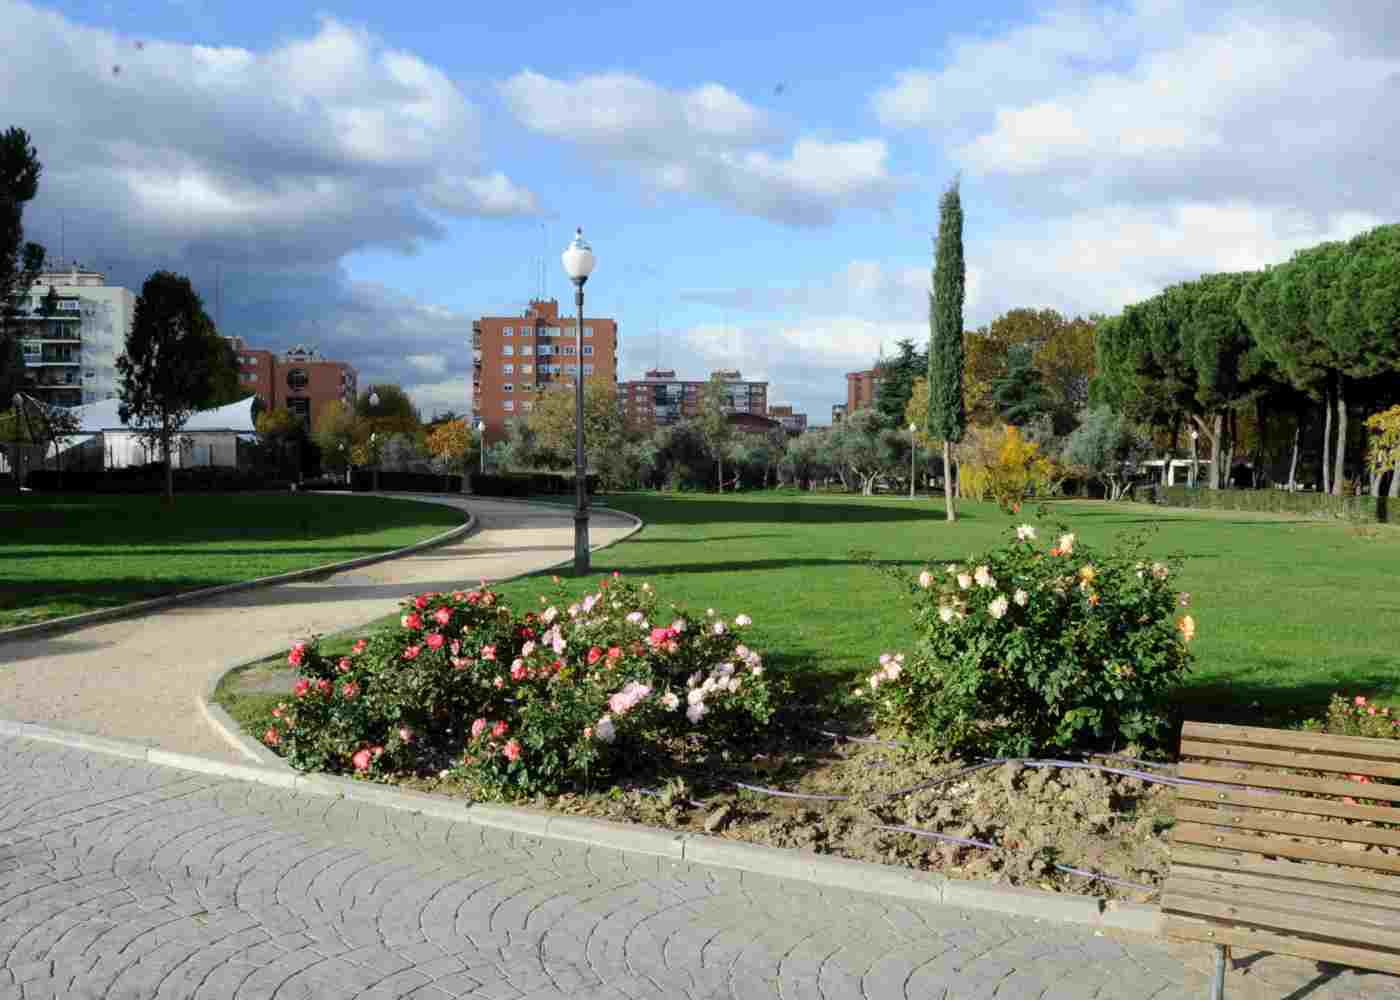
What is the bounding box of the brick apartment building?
[767,404,808,435]
[471,299,619,444]
[845,369,881,413]
[620,368,768,432]
[227,338,357,431]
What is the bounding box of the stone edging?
[0,494,476,645]
[0,717,1163,937]
[202,496,645,764]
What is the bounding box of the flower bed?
[265,575,778,797]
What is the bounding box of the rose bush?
[1303,694,1400,740]
[865,524,1193,757]
[265,575,777,796]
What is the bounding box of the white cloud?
[500,70,898,226]
[406,354,448,375]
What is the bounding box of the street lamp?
[1189,429,1199,489]
[561,227,595,576]
[368,390,380,408]
[476,419,486,476]
[369,431,379,492]
[909,423,918,500]
[338,442,348,486]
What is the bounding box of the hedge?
[1154,485,1387,522]
[24,466,289,493]
[350,470,463,493]
[469,472,598,498]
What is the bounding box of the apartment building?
[10,265,132,407]
[767,404,808,435]
[226,338,357,430]
[471,298,619,443]
[846,369,881,413]
[619,368,769,432]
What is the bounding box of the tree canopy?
[0,127,46,401]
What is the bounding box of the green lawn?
[497,491,1399,726]
[216,490,1400,732]
[0,493,466,628]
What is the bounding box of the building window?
[503,400,514,412]
[503,326,513,336]
[503,383,514,393]
[582,345,594,356]
[503,364,514,374]
[583,325,593,337]
[521,401,533,412]
[537,345,553,356]
[583,364,594,375]
[520,364,533,373]
[288,398,311,423]
[560,346,575,356]
[566,363,578,374]
[502,345,513,356]
[287,368,309,390]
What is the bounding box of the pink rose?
[607,646,621,661]
[398,727,413,743]
[471,718,488,739]
[434,607,452,626]
[402,645,422,661]
[293,679,310,698]
[587,647,603,665]
[271,706,283,719]
[491,721,509,739]
[414,594,430,610]
[481,644,497,661]
[450,657,470,670]
[287,647,304,668]
[352,748,372,772]
[1355,695,1368,706]
[337,657,352,674]
[262,727,280,746]
[425,633,445,650]
[583,726,593,739]
[503,739,522,762]
[351,639,367,654]
[315,678,332,696]
[341,681,359,699]
[401,612,423,630]
[492,676,505,689]
[510,661,528,681]
[450,639,461,656]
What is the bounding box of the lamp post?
[561,227,595,576]
[476,419,486,476]
[909,423,918,499]
[338,442,347,486]
[1189,429,1199,489]
[369,432,379,492]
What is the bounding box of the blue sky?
[7,0,1399,418]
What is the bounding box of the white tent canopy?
[68,395,258,433]
[62,395,259,469]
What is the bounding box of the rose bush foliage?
[865,525,1194,757]
[264,575,776,796]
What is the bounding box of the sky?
[5,0,1399,421]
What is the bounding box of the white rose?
[957,573,973,590]
[988,595,1010,620]
[1013,589,1029,607]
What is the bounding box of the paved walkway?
[0,496,635,762]
[0,737,1260,1000]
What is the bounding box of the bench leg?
[1210,944,1229,1000]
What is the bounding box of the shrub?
[1156,485,1383,522]
[866,525,1193,757]
[265,576,776,797]
[1302,694,1400,741]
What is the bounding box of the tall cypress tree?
[928,178,966,521]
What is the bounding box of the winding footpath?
[0,495,635,762]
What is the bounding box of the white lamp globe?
[561,228,595,283]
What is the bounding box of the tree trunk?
[1208,413,1223,489]
[1370,464,1383,497]
[1332,378,1347,496]
[1222,409,1236,490]
[163,429,174,502]
[943,440,956,521]
[1390,456,1400,499]
[717,455,724,494]
[1321,385,1332,495]
[1286,415,1300,492]
[1251,398,1265,488]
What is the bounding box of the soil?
[226,664,1174,902]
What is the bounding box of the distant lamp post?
[1189,429,1199,489]
[476,419,486,476]
[368,390,380,408]
[909,423,918,499]
[561,227,595,575]
[338,442,348,486]
[370,431,380,492]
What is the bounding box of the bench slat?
[1182,722,1400,763]
[1172,822,1400,875]
[1180,739,1400,781]
[1162,917,1400,977]
[1164,875,1400,937]
[1178,784,1400,826]
[1162,892,1400,955]
[1173,847,1400,901]
[1178,763,1400,805]
[1176,804,1400,850]
[1176,862,1400,913]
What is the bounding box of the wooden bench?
[1163,721,1400,998]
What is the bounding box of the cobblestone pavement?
[0,497,635,761]
[7,738,1400,1000]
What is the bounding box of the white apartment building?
[12,265,133,407]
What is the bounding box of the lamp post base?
[574,510,590,576]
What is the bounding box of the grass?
[215,489,1400,735]
[0,492,465,629]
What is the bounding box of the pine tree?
[928,178,967,521]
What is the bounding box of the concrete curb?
[0,494,476,645]
[0,719,1164,937]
